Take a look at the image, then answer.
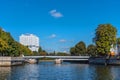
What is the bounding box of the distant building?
[19,34,39,52]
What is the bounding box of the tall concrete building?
[19,34,39,52]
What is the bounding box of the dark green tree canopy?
[70,41,87,56]
[70,47,76,56]
[93,24,117,55]
[75,41,86,55]
[87,44,96,56]
[0,38,9,56]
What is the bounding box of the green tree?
[38,47,42,53]
[18,43,32,56]
[75,41,86,55]
[0,27,32,56]
[0,38,9,56]
[56,52,69,56]
[33,51,38,56]
[93,24,117,56]
[70,47,76,56]
[87,44,96,56]
[39,50,47,56]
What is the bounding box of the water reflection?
[111,66,120,80]
[1,62,120,80]
[10,64,40,80]
[0,67,11,80]
[94,65,113,80]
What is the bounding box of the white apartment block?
[19,34,39,52]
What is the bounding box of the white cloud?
[59,39,67,43]
[49,9,63,18]
[49,34,56,38]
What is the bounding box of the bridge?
[0,56,90,66]
[24,56,89,59]
[24,56,90,63]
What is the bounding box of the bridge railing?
[11,57,25,61]
[24,56,90,59]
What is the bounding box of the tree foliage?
[87,44,96,56]
[39,51,47,56]
[56,52,69,56]
[93,24,117,56]
[70,41,86,56]
[70,47,76,56]
[0,28,32,56]
[0,38,9,56]
[75,41,86,55]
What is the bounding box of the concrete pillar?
[55,59,62,64]
[28,59,37,64]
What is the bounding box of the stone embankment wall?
[0,57,11,66]
[0,57,24,66]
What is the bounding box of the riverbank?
[89,57,120,65]
[0,57,24,67]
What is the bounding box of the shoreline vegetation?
[70,24,119,58]
[0,24,120,66]
[0,28,32,56]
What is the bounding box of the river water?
[0,61,120,80]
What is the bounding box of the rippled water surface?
[0,62,120,80]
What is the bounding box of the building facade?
[19,34,39,52]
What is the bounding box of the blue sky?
[0,0,120,53]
